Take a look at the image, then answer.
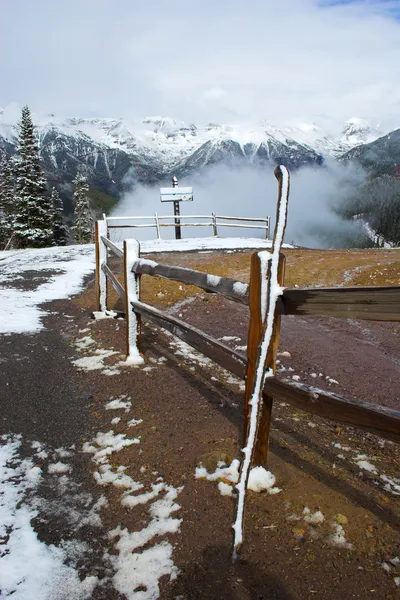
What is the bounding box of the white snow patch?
[48,462,72,475]
[0,245,95,334]
[105,396,132,412]
[354,459,378,474]
[380,475,400,495]
[218,481,233,497]
[206,274,222,287]
[247,466,278,493]
[127,418,143,428]
[82,431,139,465]
[0,434,98,599]
[111,417,121,425]
[72,348,118,371]
[329,523,353,549]
[303,508,325,525]
[74,336,95,350]
[232,281,248,296]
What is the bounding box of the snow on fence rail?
[95,165,400,552]
[103,213,271,239]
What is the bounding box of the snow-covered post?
[212,213,218,237]
[123,239,144,364]
[243,251,286,466]
[95,219,108,311]
[266,216,271,239]
[233,165,290,558]
[154,213,161,239]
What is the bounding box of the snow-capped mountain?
[0,108,389,208]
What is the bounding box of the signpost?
[160,176,193,240]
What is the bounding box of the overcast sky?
[1,0,400,127]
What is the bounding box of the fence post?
[123,239,144,364]
[212,213,218,237]
[95,219,108,312]
[243,251,286,468]
[155,213,161,239]
[266,216,270,239]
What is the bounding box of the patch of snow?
[206,274,222,287]
[0,245,95,334]
[74,336,95,350]
[232,281,248,296]
[48,462,72,475]
[0,434,99,599]
[127,418,143,428]
[72,348,119,371]
[105,396,132,412]
[354,459,378,474]
[380,474,400,495]
[218,481,233,496]
[303,508,325,525]
[247,466,278,493]
[329,523,353,549]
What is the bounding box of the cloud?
[112,161,366,248]
[1,0,400,127]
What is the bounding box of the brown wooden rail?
[133,259,400,322]
[130,298,400,444]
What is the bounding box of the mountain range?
[0,109,398,213]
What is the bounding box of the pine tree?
[73,171,93,244]
[13,106,53,248]
[0,153,15,249]
[51,187,68,246]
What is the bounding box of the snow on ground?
[0,434,99,600]
[0,245,95,334]
[114,236,294,254]
[195,459,281,497]
[82,397,183,599]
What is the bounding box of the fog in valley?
[112,162,367,248]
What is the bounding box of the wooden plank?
[101,235,123,259]
[233,165,291,556]
[243,252,263,445]
[216,223,268,229]
[159,222,212,227]
[124,240,143,361]
[281,286,400,321]
[95,220,108,311]
[216,215,269,223]
[263,377,400,444]
[102,263,126,302]
[131,300,246,379]
[107,224,156,229]
[133,260,250,305]
[253,253,286,467]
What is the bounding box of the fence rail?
[104,213,271,239]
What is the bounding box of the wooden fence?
[95,170,400,463]
[103,213,271,240]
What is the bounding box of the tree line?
[0,106,93,250]
[339,174,400,246]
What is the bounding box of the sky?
[1,0,400,127]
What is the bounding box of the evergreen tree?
[73,171,93,244]
[51,187,68,246]
[0,154,15,249]
[13,106,53,248]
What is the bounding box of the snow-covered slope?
[0,108,390,201]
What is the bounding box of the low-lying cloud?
[111,162,366,248]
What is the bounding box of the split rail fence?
[104,213,271,240]
[95,169,400,473]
